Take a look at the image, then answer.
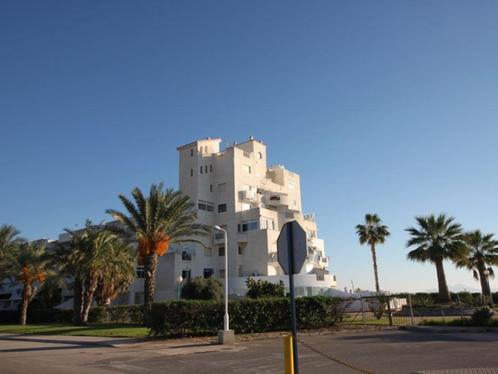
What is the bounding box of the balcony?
[239,189,258,202]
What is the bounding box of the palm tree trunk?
[19,283,32,325]
[72,275,84,325]
[370,243,380,294]
[144,252,158,326]
[435,259,450,303]
[81,276,99,324]
[478,266,491,306]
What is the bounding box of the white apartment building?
[122,136,336,302]
[1,137,336,310]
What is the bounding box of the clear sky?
[1,1,498,293]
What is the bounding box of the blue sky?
[1,1,498,292]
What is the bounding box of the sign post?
[277,220,307,374]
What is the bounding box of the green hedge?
[150,296,343,337]
[0,305,142,325]
[89,305,143,324]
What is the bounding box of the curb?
[403,325,498,333]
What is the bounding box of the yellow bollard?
[283,335,294,374]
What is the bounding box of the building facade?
[132,136,336,299]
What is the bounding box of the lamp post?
[176,275,183,300]
[214,225,234,344]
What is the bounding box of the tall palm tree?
[406,214,465,303]
[106,183,208,323]
[9,241,52,325]
[356,214,390,293]
[0,225,23,277]
[455,230,498,306]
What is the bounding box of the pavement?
[1,329,498,373]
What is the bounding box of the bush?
[88,305,143,324]
[150,296,343,337]
[0,308,72,324]
[181,277,223,301]
[245,277,285,299]
[471,308,494,326]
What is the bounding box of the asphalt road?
[1,329,498,373]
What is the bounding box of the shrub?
[245,277,285,299]
[181,277,223,301]
[471,308,494,326]
[150,296,343,337]
[455,292,474,306]
[88,305,143,324]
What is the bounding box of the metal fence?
[338,295,475,327]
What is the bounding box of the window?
[182,269,191,281]
[136,266,145,278]
[209,164,213,172]
[190,148,194,157]
[197,200,214,212]
[243,164,252,174]
[204,165,208,173]
[218,183,226,192]
[238,245,244,255]
[200,166,203,174]
[237,219,259,232]
[261,217,275,230]
[214,232,225,240]
[219,269,225,278]
[210,184,213,193]
[218,203,227,213]
[243,151,250,158]
[257,152,263,159]
[190,168,193,177]
[218,246,225,256]
[204,247,212,256]
[181,251,192,261]
[203,268,214,278]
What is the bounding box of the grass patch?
[0,323,150,338]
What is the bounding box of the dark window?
[206,203,214,212]
[181,251,192,261]
[210,184,213,192]
[218,203,227,213]
[190,168,193,177]
[200,166,203,174]
[203,268,214,278]
[218,246,225,256]
[136,266,145,278]
[204,165,208,173]
[198,201,207,210]
[182,270,191,281]
[238,246,244,255]
[238,220,259,232]
[190,148,193,156]
[210,165,213,172]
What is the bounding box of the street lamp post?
[176,275,183,300]
[214,225,234,344]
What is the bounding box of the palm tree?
[55,225,90,325]
[406,214,465,303]
[106,183,208,324]
[455,230,498,306]
[56,222,135,324]
[79,229,134,322]
[356,214,390,293]
[9,241,52,325]
[95,243,135,306]
[0,225,23,277]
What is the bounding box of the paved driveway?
[1,329,498,373]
